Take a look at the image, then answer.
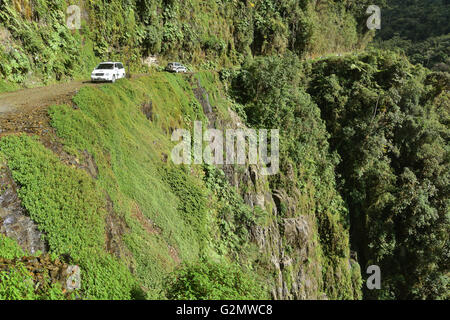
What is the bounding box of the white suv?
[91,62,126,83]
[165,62,187,73]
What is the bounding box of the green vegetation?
[0,262,65,300]
[372,0,450,71]
[0,135,137,299]
[0,234,25,259]
[1,73,278,299]
[0,0,448,302]
[0,0,382,87]
[0,235,66,300]
[164,259,268,300]
[378,0,449,42]
[47,74,213,297]
[231,54,363,300]
[203,164,255,254]
[304,50,449,299]
[0,79,19,93]
[0,0,86,84]
[0,69,362,300]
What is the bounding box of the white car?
[165,62,187,73]
[91,62,126,83]
[175,65,187,73]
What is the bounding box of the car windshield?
[96,63,114,70]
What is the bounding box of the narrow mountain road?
[0,75,148,139]
[0,74,149,118]
[0,80,99,117]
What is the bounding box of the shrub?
[164,259,268,300]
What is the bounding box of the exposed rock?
[104,195,133,265]
[131,202,161,235]
[218,131,322,300]
[0,255,81,293]
[168,244,181,265]
[44,138,99,179]
[82,150,98,179]
[195,80,329,300]
[142,100,154,121]
[0,27,11,44]
[0,162,47,255]
[283,216,322,299]
[193,78,215,127]
[142,55,159,67]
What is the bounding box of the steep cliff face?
[194,76,361,300]
[221,161,358,300]
[0,0,376,88]
[0,160,46,255]
[214,122,326,300]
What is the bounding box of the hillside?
[0,71,362,299]
[372,0,450,72]
[0,0,449,301]
[0,0,385,88]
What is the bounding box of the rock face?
[142,55,159,67]
[0,162,80,294]
[0,255,81,293]
[193,80,325,299]
[225,161,324,300]
[0,162,47,255]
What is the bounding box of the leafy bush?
[0,135,136,299]
[0,234,25,260]
[164,259,268,300]
[0,0,377,86]
[0,263,67,300]
[203,165,255,253]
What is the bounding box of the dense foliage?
[232,54,362,299]
[0,235,66,300]
[0,0,447,301]
[0,74,278,299]
[378,0,449,42]
[0,135,138,299]
[304,51,449,299]
[164,259,268,300]
[0,0,382,86]
[230,49,449,300]
[373,0,450,71]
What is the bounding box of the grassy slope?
[0,73,258,299]
[0,71,361,299]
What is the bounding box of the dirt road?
[0,75,147,138]
[0,80,103,141]
[0,80,99,117]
